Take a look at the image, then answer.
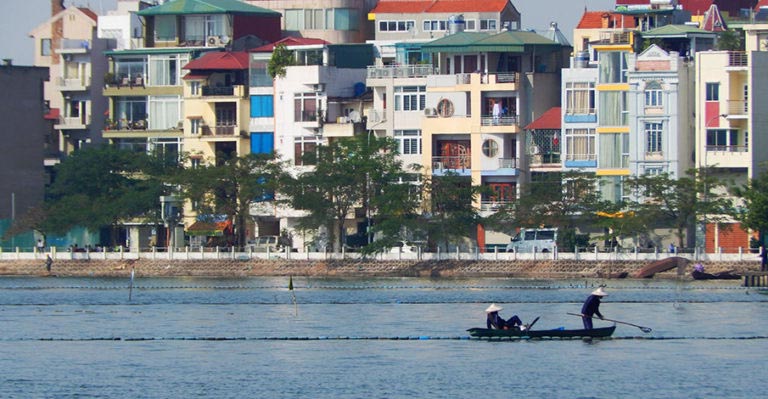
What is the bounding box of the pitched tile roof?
[525,107,561,130]
[182,51,250,70]
[77,8,98,22]
[678,0,714,15]
[370,0,510,14]
[576,11,637,29]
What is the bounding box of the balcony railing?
[56,115,90,128]
[367,64,437,79]
[432,156,470,170]
[202,86,235,96]
[59,39,90,51]
[727,51,748,67]
[597,31,631,45]
[56,77,90,89]
[529,153,561,165]
[706,145,748,153]
[105,119,147,131]
[480,200,513,212]
[727,100,748,115]
[498,158,518,169]
[480,115,518,126]
[201,125,238,136]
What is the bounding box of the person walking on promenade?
[581,287,607,330]
[37,239,45,253]
[760,246,767,271]
[45,255,53,273]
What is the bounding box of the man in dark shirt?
[485,303,523,330]
[581,287,607,329]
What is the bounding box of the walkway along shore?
[0,258,761,279]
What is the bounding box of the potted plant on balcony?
[103,72,115,88]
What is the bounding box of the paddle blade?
[641,327,652,333]
[288,275,294,291]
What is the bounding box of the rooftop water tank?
[574,51,589,68]
[449,15,465,34]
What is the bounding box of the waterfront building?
[29,1,111,160]
[694,23,768,252]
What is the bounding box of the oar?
[567,312,652,333]
[526,316,540,330]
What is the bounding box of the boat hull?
[467,325,616,338]
[692,270,740,280]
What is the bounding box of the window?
[480,19,497,31]
[599,91,628,126]
[482,139,499,157]
[598,51,628,83]
[423,20,448,32]
[115,58,145,82]
[148,95,181,130]
[215,103,236,127]
[190,118,201,134]
[249,58,272,87]
[436,98,454,117]
[184,15,228,43]
[706,129,740,150]
[645,122,663,153]
[294,136,319,166]
[565,128,596,161]
[251,95,274,117]
[599,133,629,168]
[644,81,663,107]
[706,83,719,101]
[395,130,421,155]
[155,15,177,41]
[41,39,51,56]
[286,9,328,30]
[379,20,414,32]
[333,8,359,31]
[190,81,200,96]
[565,82,595,114]
[465,19,476,31]
[149,54,188,86]
[115,96,147,129]
[294,93,318,122]
[394,86,425,111]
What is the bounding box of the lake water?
[1,276,766,398]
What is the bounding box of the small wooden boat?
[692,270,740,280]
[634,256,689,278]
[467,325,616,339]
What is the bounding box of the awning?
[186,220,231,236]
[44,108,60,120]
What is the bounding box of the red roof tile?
[183,51,250,70]
[756,0,768,10]
[525,107,561,130]
[250,36,329,53]
[371,0,510,14]
[78,8,98,22]
[577,11,637,29]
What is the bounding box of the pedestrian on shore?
[45,255,53,273]
[485,303,523,330]
[759,246,768,271]
[581,287,607,330]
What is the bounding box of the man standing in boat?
[485,304,523,330]
[581,288,607,329]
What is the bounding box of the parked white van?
[505,228,558,253]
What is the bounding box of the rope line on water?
[0,284,754,291]
[5,335,768,342]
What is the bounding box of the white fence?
[0,246,761,263]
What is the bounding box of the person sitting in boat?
[581,287,607,330]
[485,303,523,330]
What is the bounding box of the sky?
[0,0,617,66]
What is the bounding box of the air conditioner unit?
[207,36,221,46]
[432,161,444,170]
[313,83,326,93]
[424,108,437,117]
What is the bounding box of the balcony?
[596,31,631,45]
[201,124,243,137]
[54,115,90,130]
[727,52,748,68]
[726,100,748,116]
[480,200,513,212]
[322,119,366,138]
[104,74,145,89]
[480,114,519,127]
[56,77,90,91]
[367,64,437,79]
[58,39,91,54]
[432,156,471,171]
[201,85,246,97]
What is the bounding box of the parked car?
[506,228,558,253]
[248,236,279,252]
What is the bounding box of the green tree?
[716,29,744,51]
[174,152,290,248]
[288,135,411,253]
[732,167,768,244]
[625,169,733,248]
[268,43,294,78]
[420,171,483,251]
[41,146,173,244]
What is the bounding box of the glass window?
[565,82,595,114]
[294,93,318,122]
[148,95,181,130]
[482,139,499,157]
[706,82,719,101]
[394,86,426,111]
[41,39,51,56]
[599,91,628,126]
[599,133,628,168]
[155,15,177,41]
[115,58,145,82]
[115,96,147,129]
[644,81,663,107]
[294,137,318,166]
[149,54,187,86]
[598,51,628,83]
[645,122,663,153]
[480,19,497,31]
[249,58,272,87]
[465,19,476,31]
[395,130,421,155]
[184,16,205,43]
[565,128,596,161]
[285,9,303,30]
[334,8,359,31]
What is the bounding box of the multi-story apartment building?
[694,23,768,252]
[245,0,377,44]
[29,1,111,160]
[367,0,521,65]
[248,40,374,249]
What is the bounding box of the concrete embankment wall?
[0,258,760,279]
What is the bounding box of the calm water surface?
[1,276,766,398]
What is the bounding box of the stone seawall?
[0,258,760,279]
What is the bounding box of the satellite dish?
[348,110,361,123]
